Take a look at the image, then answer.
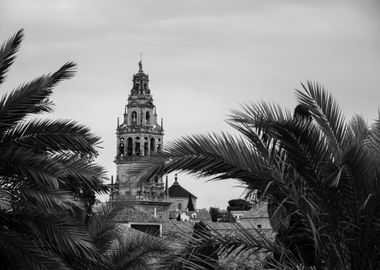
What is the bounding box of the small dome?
[168,175,197,199]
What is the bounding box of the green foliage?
[209,207,222,222]
[157,221,221,270]
[181,221,220,269]
[187,194,195,211]
[220,211,236,223]
[0,30,108,269]
[85,204,171,270]
[227,198,252,211]
[137,81,380,269]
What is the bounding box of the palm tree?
[84,204,171,270]
[137,82,380,269]
[0,30,108,269]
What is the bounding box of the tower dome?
[130,60,151,96]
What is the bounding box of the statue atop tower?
[112,61,169,220]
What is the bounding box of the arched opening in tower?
[145,111,150,125]
[132,111,137,125]
[144,142,148,156]
[127,137,133,156]
[135,142,140,156]
[150,138,155,153]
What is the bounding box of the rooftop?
[168,174,197,199]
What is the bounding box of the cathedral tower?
[113,61,170,219]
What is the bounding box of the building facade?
[168,174,197,212]
[112,61,170,220]
[238,201,271,230]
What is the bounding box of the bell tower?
[113,60,169,219]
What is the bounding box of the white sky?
[1,0,379,209]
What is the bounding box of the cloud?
[1,0,379,208]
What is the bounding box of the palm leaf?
[20,189,82,213]
[230,101,292,125]
[3,118,101,155]
[368,111,380,151]
[87,204,125,254]
[0,29,23,85]
[109,230,170,270]
[8,211,98,261]
[58,156,108,192]
[134,133,275,195]
[347,115,370,146]
[0,62,76,133]
[0,230,70,270]
[0,147,66,188]
[295,81,347,163]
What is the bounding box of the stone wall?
[168,197,197,211]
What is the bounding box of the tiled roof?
[240,202,268,219]
[163,220,273,239]
[115,207,165,223]
[196,209,212,221]
[162,221,194,239]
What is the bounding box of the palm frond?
[134,133,275,195]
[0,31,108,269]
[58,156,108,192]
[230,101,292,125]
[0,62,76,133]
[9,211,98,261]
[347,115,370,145]
[0,147,66,188]
[109,230,170,270]
[295,81,347,163]
[0,187,11,210]
[0,230,70,270]
[229,101,330,187]
[0,29,23,85]
[21,189,82,212]
[87,204,125,254]
[2,118,101,155]
[229,101,292,163]
[156,221,311,270]
[368,111,380,151]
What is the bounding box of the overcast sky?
[1,0,379,209]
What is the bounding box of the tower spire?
[113,62,168,219]
[138,52,143,73]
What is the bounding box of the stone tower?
[113,61,170,219]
